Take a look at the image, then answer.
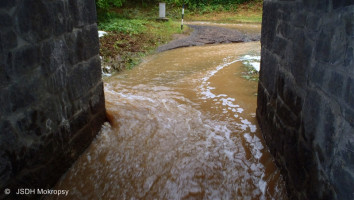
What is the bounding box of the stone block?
[69,109,91,137]
[8,84,36,113]
[337,121,354,169]
[0,12,12,29]
[329,24,347,65]
[76,25,99,62]
[276,10,291,22]
[276,98,299,128]
[344,106,354,127]
[291,46,311,87]
[333,0,354,9]
[260,50,278,95]
[344,47,353,67]
[284,145,308,191]
[63,31,80,65]
[0,88,11,114]
[291,12,307,28]
[67,64,95,101]
[320,106,337,157]
[326,71,345,99]
[0,120,18,151]
[18,70,47,100]
[15,110,42,137]
[87,56,102,87]
[306,13,322,32]
[258,1,354,199]
[0,153,11,189]
[0,0,16,9]
[283,84,303,115]
[16,0,52,43]
[344,14,354,37]
[261,1,278,49]
[89,83,105,115]
[0,0,105,196]
[0,84,36,114]
[45,69,69,95]
[332,165,354,200]
[8,45,40,78]
[0,62,11,89]
[69,0,97,28]
[315,30,332,63]
[256,83,267,117]
[0,30,17,50]
[310,63,326,88]
[44,0,73,36]
[276,73,285,99]
[276,21,291,39]
[303,0,331,11]
[272,36,288,58]
[302,90,322,142]
[40,39,69,77]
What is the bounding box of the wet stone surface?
[258,1,354,200]
[0,0,106,199]
[157,25,261,52]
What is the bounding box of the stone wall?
[257,0,353,199]
[0,0,106,198]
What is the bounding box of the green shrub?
[98,19,148,35]
[96,0,126,9]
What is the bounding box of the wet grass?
[241,64,259,82]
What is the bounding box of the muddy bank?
[157,25,261,52]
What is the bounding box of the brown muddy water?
[49,41,287,200]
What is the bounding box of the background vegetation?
[96,0,258,11]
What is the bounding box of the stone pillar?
[159,2,166,18]
[0,0,106,199]
[257,0,354,199]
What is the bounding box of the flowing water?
[49,36,287,200]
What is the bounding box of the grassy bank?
[185,0,263,23]
[98,7,193,73]
[98,0,263,74]
[99,18,190,73]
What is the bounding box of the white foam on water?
[240,55,261,72]
[198,56,260,133]
[98,30,108,38]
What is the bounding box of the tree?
[96,0,126,10]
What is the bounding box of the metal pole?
[181,3,184,30]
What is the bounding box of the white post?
[159,3,166,18]
[181,4,184,30]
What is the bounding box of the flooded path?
[50,34,287,199]
[157,23,260,52]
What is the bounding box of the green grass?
[98,13,191,73]
[99,18,148,35]
[241,63,259,81]
[185,1,263,23]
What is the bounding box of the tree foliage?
[96,0,126,9]
[96,0,253,9]
[164,0,251,6]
